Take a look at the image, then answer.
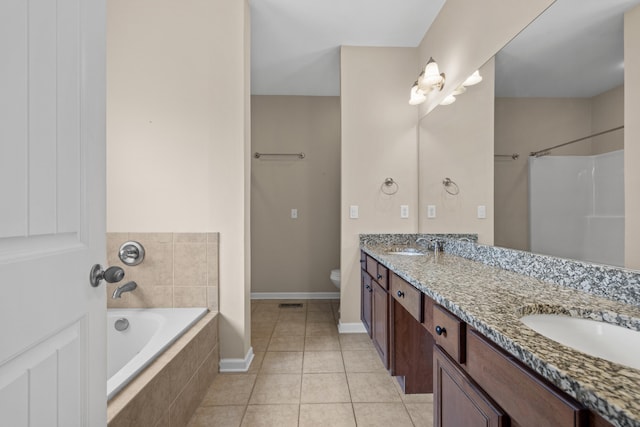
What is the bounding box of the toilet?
[330,269,341,289]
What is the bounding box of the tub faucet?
[112,281,137,299]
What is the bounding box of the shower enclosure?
[529,150,624,266]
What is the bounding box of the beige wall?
[338,0,554,326]
[494,86,624,251]
[625,5,640,269]
[251,96,340,294]
[107,0,251,360]
[418,59,495,245]
[340,47,420,325]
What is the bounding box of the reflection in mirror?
[494,0,640,267]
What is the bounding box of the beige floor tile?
[353,403,414,427]
[394,380,434,404]
[252,311,279,322]
[251,336,270,353]
[248,351,265,374]
[305,322,338,337]
[253,303,281,313]
[241,404,299,427]
[299,403,356,427]
[251,323,275,338]
[260,351,303,373]
[272,321,306,337]
[307,302,333,312]
[306,310,336,323]
[248,374,302,404]
[301,373,351,403]
[303,351,345,373]
[278,311,307,322]
[187,405,246,427]
[304,335,341,351]
[267,335,305,352]
[347,372,402,403]
[405,402,435,427]
[339,333,375,351]
[200,374,257,406]
[342,350,386,373]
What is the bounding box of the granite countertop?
[361,242,640,427]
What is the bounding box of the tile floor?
[187,300,434,427]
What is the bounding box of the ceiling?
[250,0,640,99]
[495,0,640,98]
[249,0,446,96]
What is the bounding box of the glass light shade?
[440,95,456,106]
[452,85,466,96]
[409,83,426,105]
[463,70,483,86]
[423,58,443,86]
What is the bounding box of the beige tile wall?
[106,233,219,310]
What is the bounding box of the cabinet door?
[372,280,389,368]
[434,346,507,427]
[361,272,373,337]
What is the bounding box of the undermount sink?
[520,314,640,370]
[386,247,427,256]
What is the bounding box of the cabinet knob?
[435,325,446,336]
[365,285,370,290]
[397,290,405,298]
[377,274,383,280]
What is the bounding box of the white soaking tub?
[107,308,208,400]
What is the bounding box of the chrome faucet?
[415,237,430,247]
[431,238,444,254]
[112,281,137,299]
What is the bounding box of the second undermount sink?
[520,314,640,370]
[386,247,427,256]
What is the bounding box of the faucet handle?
[89,265,125,287]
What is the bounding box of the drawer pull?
[365,285,370,290]
[377,274,383,280]
[397,290,405,298]
[435,325,447,336]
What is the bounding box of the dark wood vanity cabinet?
[390,273,433,393]
[361,253,389,367]
[434,345,507,427]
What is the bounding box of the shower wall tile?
[106,232,219,310]
[174,242,207,286]
[174,287,207,307]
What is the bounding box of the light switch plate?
[291,208,298,219]
[477,205,486,219]
[350,205,359,219]
[400,205,409,218]
[427,205,436,218]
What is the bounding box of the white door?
[0,0,107,425]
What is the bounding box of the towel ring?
[381,178,399,195]
[442,178,459,195]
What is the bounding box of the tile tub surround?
[106,233,219,310]
[361,239,640,427]
[108,312,219,427]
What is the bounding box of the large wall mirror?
[494,0,639,267]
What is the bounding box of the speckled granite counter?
[361,236,640,427]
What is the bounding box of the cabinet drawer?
[422,296,434,336]
[466,329,587,427]
[433,305,465,364]
[366,256,377,279]
[390,273,422,322]
[376,264,388,289]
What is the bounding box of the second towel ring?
[442,178,459,195]
[381,178,399,195]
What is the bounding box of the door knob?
[90,264,125,287]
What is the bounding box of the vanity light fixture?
[439,70,483,106]
[408,57,445,105]
[440,95,457,106]
[463,70,483,86]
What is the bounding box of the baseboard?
[219,347,254,373]
[338,321,367,334]
[251,292,340,300]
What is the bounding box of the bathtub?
[107,307,208,400]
